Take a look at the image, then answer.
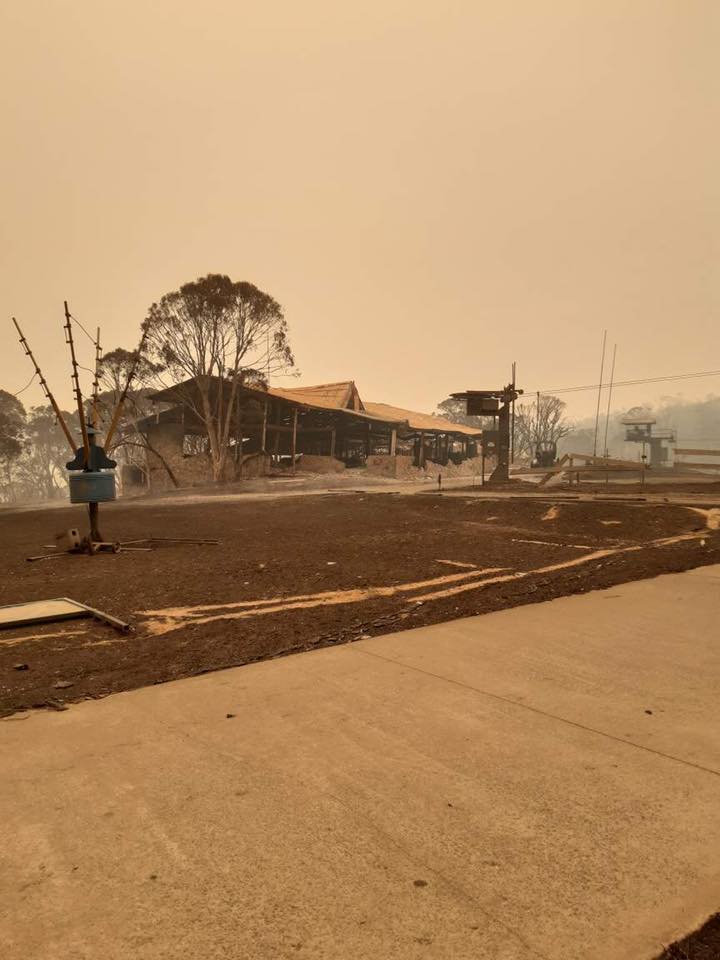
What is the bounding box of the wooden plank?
[675,461,720,471]
[261,401,268,453]
[291,409,298,475]
[531,465,645,476]
[565,452,643,468]
[674,448,720,457]
[265,424,334,435]
[539,454,568,486]
[561,465,648,474]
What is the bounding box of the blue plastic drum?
[68,471,117,504]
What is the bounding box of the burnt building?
[129,378,484,490]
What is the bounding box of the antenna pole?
[104,327,148,448]
[592,329,607,457]
[63,301,90,466]
[12,317,76,453]
[602,344,617,458]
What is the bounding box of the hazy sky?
[2,0,718,420]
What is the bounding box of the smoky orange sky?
[1,0,718,420]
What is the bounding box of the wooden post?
[291,408,298,475]
[261,401,268,453]
[87,431,103,543]
[235,391,242,465]
[418,433,425,468]
[330,428,336,458]
[237,407,243,476]
[390,428,397,457]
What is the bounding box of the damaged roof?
[148,378,480,437]
[271,381,364,411]
[364,402,483,437]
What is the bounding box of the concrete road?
[3,567,720,960]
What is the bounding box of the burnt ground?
[1,491,719,718]
[656,913,720,959]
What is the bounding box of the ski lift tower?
[13,303,146,553]
[451,383,523,482]
[621,411,676,467]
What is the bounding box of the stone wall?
[145,422,272,489]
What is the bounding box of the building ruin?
[126,379,485,490]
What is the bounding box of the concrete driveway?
[3,566,720,959]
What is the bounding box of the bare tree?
[93,347,176,486]
[513,394,572,461]
[142,274,295,482]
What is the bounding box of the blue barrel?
[68,471,117,504]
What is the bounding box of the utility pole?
[12,318,76,453]
[510,361,516,464]
[90,326,102,428]
[64,301,90,467]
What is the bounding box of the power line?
[10,372,38,396]
[536,368,720,397]
[68,312,99,348]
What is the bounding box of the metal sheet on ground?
[0,599,88,630]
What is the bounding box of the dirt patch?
[1,493,718,717]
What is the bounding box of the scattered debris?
[13,663,29,671]
[512,538,591,551]
[435,560,477,569]
[541,505,561,521]
[44,698,69,712]
[226,713,236,719]
[53,680,74,690]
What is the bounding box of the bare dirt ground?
[2,491,719,718]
